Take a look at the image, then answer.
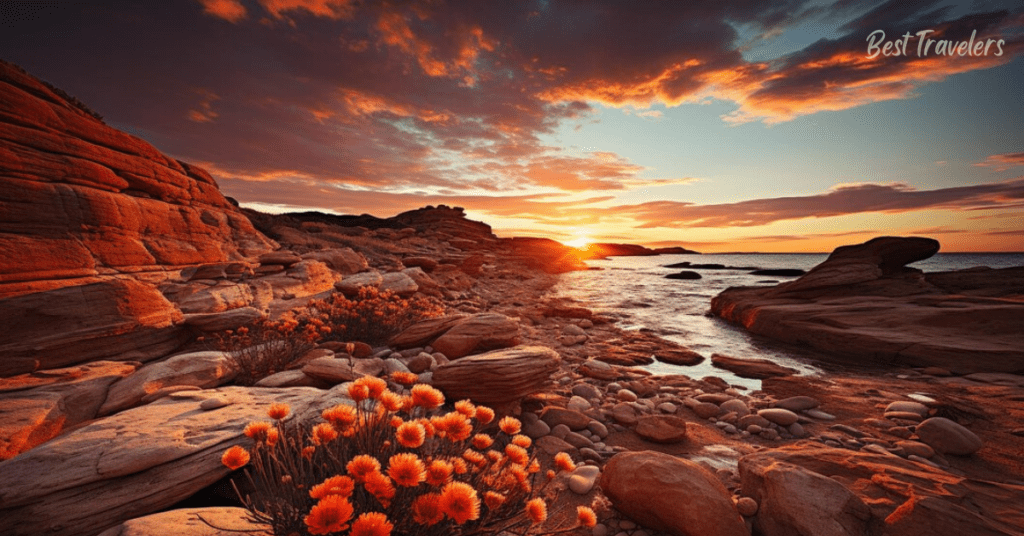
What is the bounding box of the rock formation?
[712,237,1024,374]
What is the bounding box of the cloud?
[198,0,247,22]
[603,178,1024,228]
[974,151,1024,171]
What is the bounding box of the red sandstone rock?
[431,345,560,406]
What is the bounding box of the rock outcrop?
[0,60,274,299]
[739,445,1024,536]
[712,237,1024,373]
[390,313,520,359]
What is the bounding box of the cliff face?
[0,60,274,299]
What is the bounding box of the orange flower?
[391,371,419,386]
[303,446,316,459]
[485,450,503,463]
[347,455,382,482]
[505,444,529,466]
[411,384,445,409]
[475,406,495,424]
[387,453,426,487]
[349,511,393,536]
[498,416,521,435]
[546,469,556,480]
[419,418,435,437]
[437,412,472,442]
[451,458,468,474]
[348,383,370,402]
[389,415,404,428]
[526,498,547,524]
[484,490,506,510]
[356,376,389,399]
[312,423,338,445]
[462,449,485,466]
[511,434,532,448]
[364,472,396,508]
[243,421,272,441]
[440,481,481,524]
[527,459,540,473]
[221,446,249,470]
[554,452,576,472]
[454,399,476,417]
[412,493,445,526]
[304,495,354,535]
[396,422,426,448]
[267,403,290,420]
[266,427,280,446]
[310,475,355,500]
[380,390,404,412]
[425,459,453,486]
[471,433,494,450]
[322,404,357,427]
[577,506,597,528]
[509,463,529,486]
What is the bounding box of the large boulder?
[0,361,136,460]
[390,313,520,359]
[600,450,748,536]
[431,346,560,406]
[0,386,332,536]
[712,237,1024,374]
[738,445,1024,536]
[0,60,274,299]
[0,279,188,377]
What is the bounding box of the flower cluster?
[305,286,445,347]
[221,376,596,536]
[210,316,322,386]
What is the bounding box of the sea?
[549,253,1024,390]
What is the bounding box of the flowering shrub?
[305,287,445,347]
[210,314,327,386]
[222,376,597,535]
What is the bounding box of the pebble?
[696,393,733,405]
[787,422,805,438]
[774,396,819,412]
[657,402,678,414]
[736,497,759,517]
[617,389,638,402]
[588,421,609,438]
[573,383,602,400]
[803,409,835,420]
[568,464,601,494]
[693,402,721,419]
[592,525,609,536]
[738,414,771,429]
[580,447,602,462]
[758,408,799,426]
[564,431,596,450]
[550,424,571,439]
[199,397,229,410]
[747,424,763,434]
[896,440,935,458]
[568,395,592,412]
[720,398,749,417]
[885,401,929,417]
[611,403,638,426]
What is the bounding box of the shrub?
[221,377,596,536]
[211,314,327,386]
[306,287,445,347]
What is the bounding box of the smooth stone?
[550,424,571,440]
[635,415,689,444]
[758,408,800,426]
[720,398,749,417]
[915,417,983,455]
[587,421,609,439]
[803,409,836,421]
[611,402,638,426]
[774,396,819,412]
[568,395,592,412]
[572,383,602,400]
[569,464,601,494]
[885,401,929,417]
[693,402,722,419]
[736,497,759,517]
[617,389,638,402]
[541,406,591,431]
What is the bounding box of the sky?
[2,0,1022,252]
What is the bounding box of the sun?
[565,236,591,249]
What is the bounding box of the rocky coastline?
[2,60,1024,536]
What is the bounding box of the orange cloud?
[975,152,1024,172]
[198,0,247,22]
[259,0,356,20]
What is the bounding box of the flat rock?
[429,313,521,359]
[378,271,418,297]
[0,386,330,536]
[300,247,367,275]
[431,345,560,406]
[774,396,819,412]
[601,450,748,536]
[635,415,688,444]
[334,270,383,296]
[96,507,264,536]
[758,408,799,426]
[540,406,591,431]
[182,307,263,332]
[301,357,360,384]
[711,354,796,379]
[98,351,237,416]
[915,417,983,455]
[579,359,618,381]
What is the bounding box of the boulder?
[738,445,1024,536]
[665,271,702,280]
[0,279,187,377]
[635,415,689,444]
[389,315,468,348]
[539,407,591,431]
[711,354,796,379]
[0,386,330,536]
[0,361,136,459]
[600,450,748,536]
[402,256,438,272]
[98,351,238,415]
[392,313,519,359]
[300,247,368,275]
[712,237,1024,374]
[171,281,256,314]
[182,307,263,332]
[0,60,274,300]
[915,417,983,456]
[96,507,263,536]
[431,346,560,406]
[260,260,341,299]
[378,272,418,297]
[334,271,383,296]
[301,357,360,384]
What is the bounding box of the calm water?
[550,253,1024,389]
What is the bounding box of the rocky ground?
[2,59,1023,536]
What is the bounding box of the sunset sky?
[2,0,1022,252]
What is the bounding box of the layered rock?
[0,60,274,299]
[390,313,520,359]
[739,445,1024,536]
[712,237,1024,373]
[431,346,560,406]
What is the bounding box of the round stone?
[758,408,799,426]
[736,497,759,517]
[915,417,983,455]
[720,398,749,417]
[617,389,638,402]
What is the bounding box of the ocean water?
[549,253,1024,389]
